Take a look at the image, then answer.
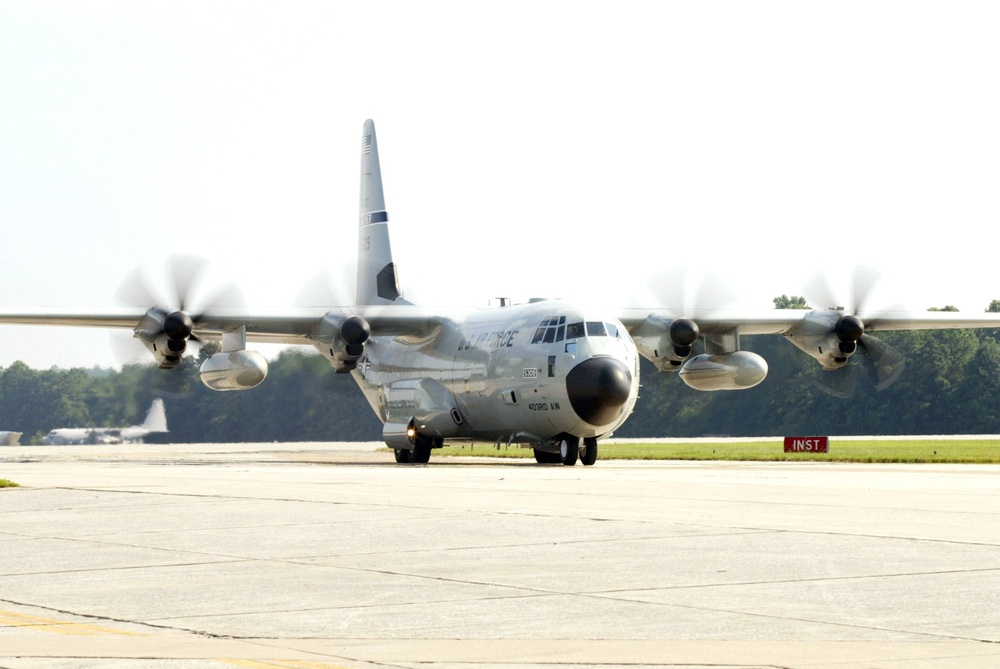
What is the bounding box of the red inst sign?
[783,436,829,453]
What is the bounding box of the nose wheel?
[534,435,599,466]
[580,437,598,466]
[559,436,579,465]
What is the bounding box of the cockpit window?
[548,320,621,343]
[531,316,566,344]
[586,321,607,337]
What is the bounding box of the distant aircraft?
[0,431,22,446]
[3,120,1000,464]
[41,399,168,445]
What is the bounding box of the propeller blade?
[645,268,734,316]
[812,366,860,399]
[786,344,858,398]
[113,255,246,379]
[115,265,167,311]
[643,268,734,357]
[859,334,906,391]
[295,264,356,307]
[803,265,883,314]
[797,266,906,395]
[849,265,882,315]
[149,364,198,399]
[165,254,211,312]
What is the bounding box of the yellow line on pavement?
[0,610,142,636]
[221,660,352,669]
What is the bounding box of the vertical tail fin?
[357,119,406,305]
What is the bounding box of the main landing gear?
[393,434,436,464]
[533,435,599,466]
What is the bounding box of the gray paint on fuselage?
[351,299,640,444]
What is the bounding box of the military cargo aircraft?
[41,398,168,445]
[0,431,22,446]
[3,120,1000,464]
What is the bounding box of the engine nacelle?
[134,308,190,369]
[199,350,269,391]
[140,333,185,368]
[632,314,700,371]
[312,314,371,373]
[678,351,768,391]
[785,311,864,370]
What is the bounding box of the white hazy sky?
[2,1,999,369]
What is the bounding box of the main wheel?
[559,435,580,466]
[534,449,562,464]
[411,436,432,464]
[580,437,598,466]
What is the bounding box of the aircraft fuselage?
[352,299,640,448]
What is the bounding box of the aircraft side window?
[586,321,607,337]
[566,322,584,339]
[606,323,619,338]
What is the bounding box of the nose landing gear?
[559,435,579,465]
[533,435,599,466]
[580,436,598,466]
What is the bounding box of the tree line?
[3,303,1000,443]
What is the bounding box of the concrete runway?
[1,441,998,669]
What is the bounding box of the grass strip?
[434,439,1000,464]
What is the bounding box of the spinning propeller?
[799,266,906,397]
[295,264,371,374]
[649,268,734,361]
[113,256,246,396]
[294,263,357,309]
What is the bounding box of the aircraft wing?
[0,308,150,331]
[0,305,462,346]
[617,306,1000,380]
[617,308,1000,336]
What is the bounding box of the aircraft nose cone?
[565,356,632,426]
